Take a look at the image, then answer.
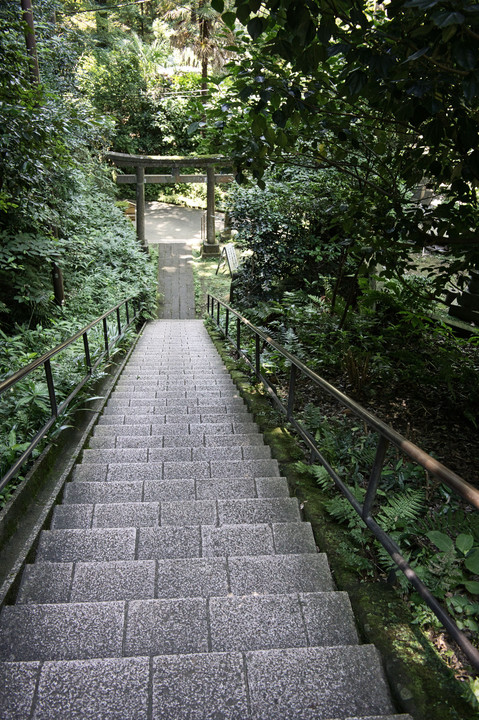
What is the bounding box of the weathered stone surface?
[246,645,395,720]
[228,554,334,595]
[152,652,248,720]
[36,528,136,563]
[17,563,73,605]
[0,602,125,661]
[33,657,149,720]
[125,599,208,655]
[71,561,156,602]
[155,558,228,598]
[0,661,39,720]
[137,526,201,559]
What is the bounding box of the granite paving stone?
[64,481,143,505]
[36,528,136,563]
[272,522,318,554]
[152,652,249,720]
[299,592,359,646]
[228,554,334,595]
[125,599,208,655]
[155,557,228,598]
[218,498,300,525]
[0,602,125,661]
[106,462,163,483]
[33,657,149,720]
[0,661,40,720]
[162,460,210,479]
[246,645,395,720]
[195,478,256,500]
[210,595,308,652]
[137,526,201,559]
[92,502,160,528]
[17,563,74,605]
[51,504,93,530]
[160,499,217,525]
[202,524,275,557]
[254,477,290,497]
[70,561,156,602]
[143,478,196,501]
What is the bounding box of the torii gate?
[106,152,234,254]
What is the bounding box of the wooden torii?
[105,152,234,253]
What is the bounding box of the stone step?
[0,648,411,720]
[82,445,271,461]
[92,424,262,440]
[101,405,250,416]
[0,591,360,662]
[36,522,317,562]
[63,477,289,504]
[0,645,412,720]
[17,554,335,604]
[104,397,246,409]
[76,458,280,481]
[88,432,266,449]
[51,497,301,529]
[96,417,259,434]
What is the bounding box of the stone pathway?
[157,243,196,319]
[0,320,412,719]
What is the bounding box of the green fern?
[376,488,425,532]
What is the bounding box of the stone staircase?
[0,320,412,719]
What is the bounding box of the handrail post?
[83,332,92,374]
[255,334,261,375]
[287,364,297,421]
[236,317,240,352]
[225,308,230,339]
[362,435,390,521]
[116,307,122,337]
[103,317,109,358]
[125,299,130,326]
[44,359,57,417]
[207,295,210,314]
[216,299,220,326]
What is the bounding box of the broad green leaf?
[222,12,236,30]
[247,17,265,41]
[211,0,224,13]
[431,11,465,28]
[465,549,479,575]
[464,581,479,594]
[456,533,474,555]
[426,530,454,552]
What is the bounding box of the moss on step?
[205,320,477,720]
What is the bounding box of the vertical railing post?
[216,299,220,326]
[362,435,390,520]
[103,317,109,358]
[116,306,122,337]
[236,317,241,352]
[136,165,146,248]
[287,364,297,421]
[225,308,230,339]
[125,300,130,326]
[207,295,210,314]
[255,334,260,375]
[44,359,58,417]
[83,331,92,374]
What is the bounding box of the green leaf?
[222,11,236,30]
[465,549,479,574]
[187,121,199,136]
[426,530,454,552]
[247,16,265,41]
[431,11,465,28]
[211,0,224,13]
[464,581,479,594]
[456,533,474,555]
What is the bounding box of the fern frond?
[376,488,425,532]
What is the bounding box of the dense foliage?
[206,0,479,291]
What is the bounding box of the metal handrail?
[0,298,140,493]
[207,293,479,671]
